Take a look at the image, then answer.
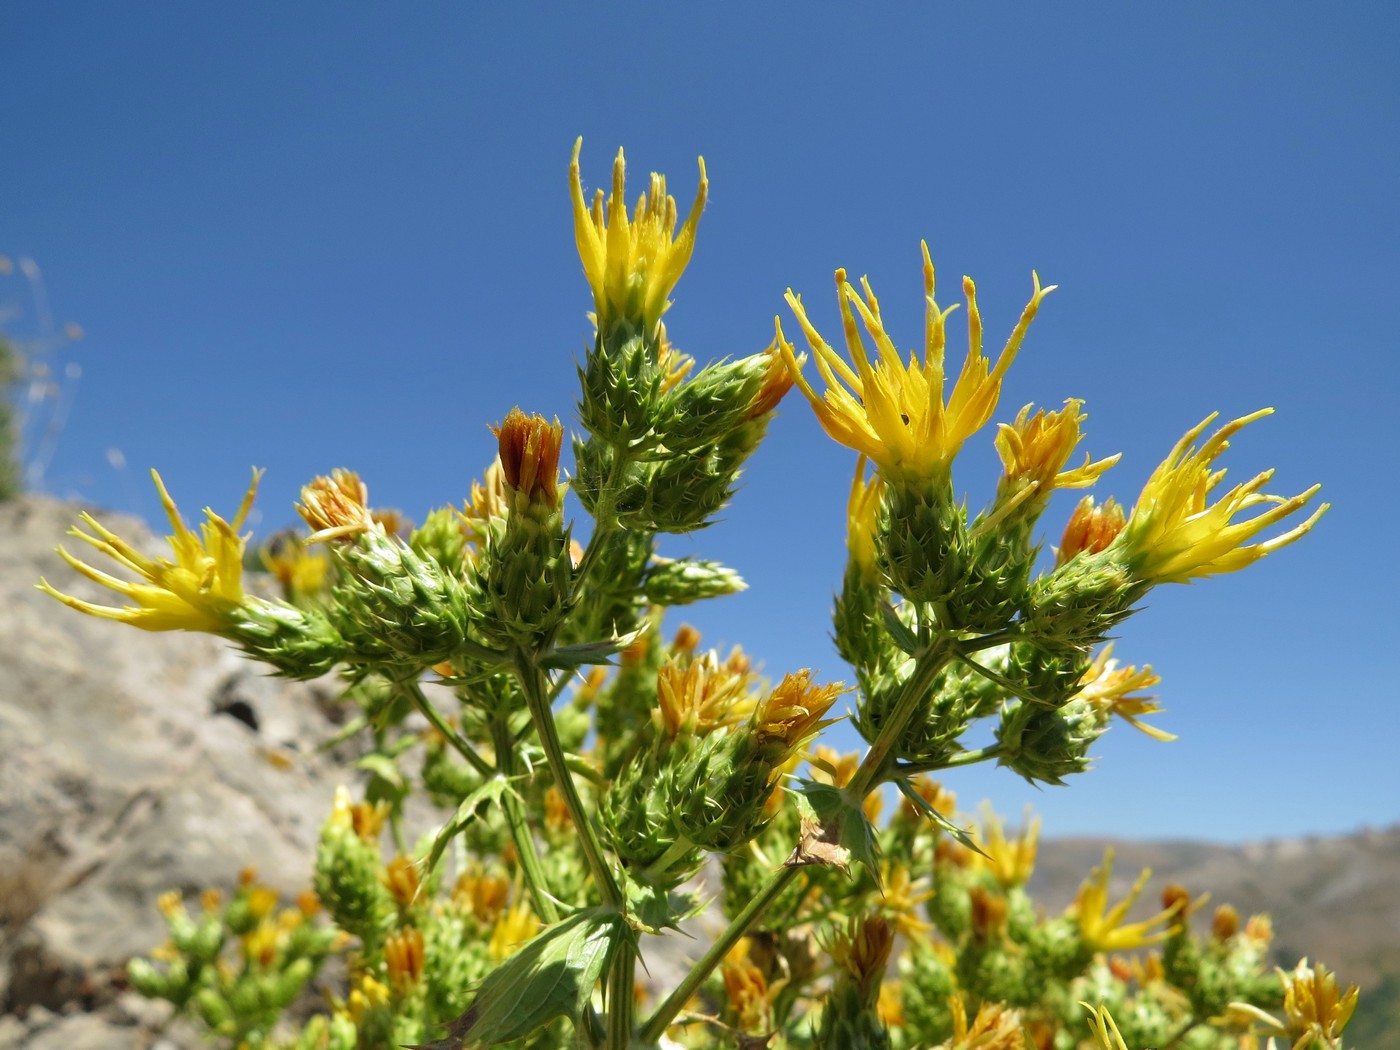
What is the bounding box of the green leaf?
[539,626,645,670]
[893,778,987,857]
[411,908,625,1049]
[791,780,882,887]
[356,752,404,791]
[879,600,920,655]
[423,774,515,877]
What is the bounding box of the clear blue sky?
[4,4,1396,842]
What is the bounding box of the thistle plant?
[39,139,1351,1050]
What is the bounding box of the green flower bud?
[643,556,746,606]
[476,410,574,653]
[996,695,1105,786]
[409,505,471,575]
[878,474,968,607]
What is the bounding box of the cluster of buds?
[125,872,340,1046]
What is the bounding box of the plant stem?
[607,938,637,1050]
[639,866,800,1045]
[486,714,560,925]
[402,680,493,778]
[847,635,957,798]
[512,650,622,910]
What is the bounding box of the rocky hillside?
[1,493,1393,1046]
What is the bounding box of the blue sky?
[4,4,1396,842]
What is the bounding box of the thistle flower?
[846,456,884,580]
[654,651,756,738]
[458,459,510,542]
[745,325,800,420]
[975,810,1042,889]
[1280,958,1359,1048]
[1056,495,1127,566]
[38,468,260,633]
[1074,849,1181,951]
[1116,409,1328,584]
[570,137,707,338]
[492,408,564,510]
[1074,643,1176,742]
[944,996,1028,1050]
[750,670,846,759]
[385,927,426,990]
[297,469,376,543]
[992,399,1118,524]
[488,900,541,962]
[781,241,1054,484]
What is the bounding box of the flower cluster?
[39,141,1350,1050]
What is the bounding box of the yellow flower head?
[259,532,329,601]
[946,996,1029,1050]
[385,926,426,990]
[570,138,707,338]
[975,809,1042,888]
[781,242,1054,484]
[492,407,564,509]
[1073,848,1181,951]
[746,321,801,420]
[880,862,935,940]
[1118,409,1328,584]
[994,399,1118,510]
[827,914,894,997]
[721,938,775,1034]
[1075,644,1176,742]
[1056,495,1127,566]
[1081,1002,1130,1050]
[298,469,376,543]
[655,322,696,394]
[38,468,259,633]
[750,670,846,756]
[654,650,756,738]
[845,456,884,579]
[1280,958,1359,1047]
[489,899,541,962]
[458,459,510,543]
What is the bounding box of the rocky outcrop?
[1,494,353,1047]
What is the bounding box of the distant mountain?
[1030,826,1400,1043]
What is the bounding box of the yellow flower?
[781,241,1054,483]
[994,399,1118,513]
[297,469,376,543]
[492,407,564,508]
[945,995,1028,1050]
[721,938,776,1034]
[750,670,846,756]
[1075,643,1177,742]
[488,899,541,962]
[1056,495,1127,566]
[655,651,756,738]
[1080,1002,1129,1050]
[38,469,259,633]
[385,926,426,990]
[1118,409,1328,583]
[975,809,1041,888]
[259,532,329,600]
[1280,958,1358,1049]
[1073,848,1180,951]
[569,138,707,337]
[845,456,884,578]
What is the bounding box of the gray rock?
[0,494,356,1043]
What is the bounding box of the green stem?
[639,866,801,1045]
[486,714,560,925]
[891,744,1002,777]
[847,635,958,798]
[402,681,493,778]
[512,651,622,909]
[607,938,636,1049]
